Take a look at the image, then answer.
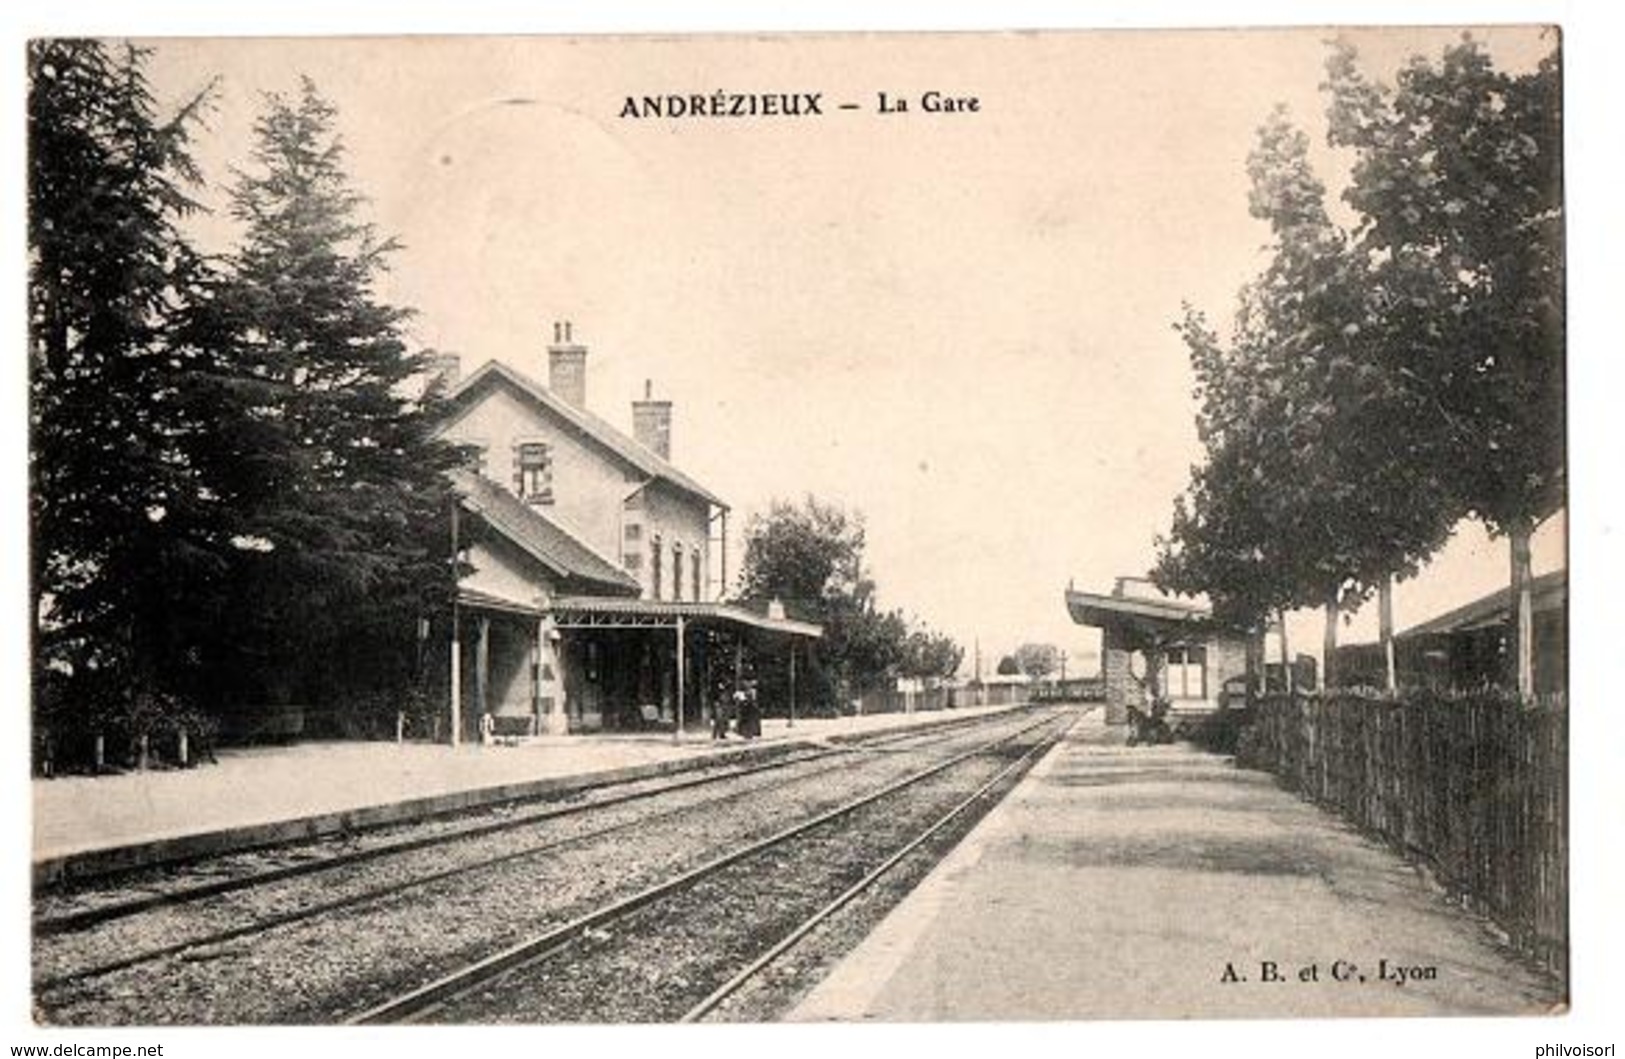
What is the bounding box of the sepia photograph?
[10,5,1616,1050]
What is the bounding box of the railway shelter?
[1064,576,1247,725]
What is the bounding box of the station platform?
[32,704,1021,886]
[791,709,1564,1020]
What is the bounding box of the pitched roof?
[451,468,641,596]
[446,360,725,508]
[1400,569,1567,640]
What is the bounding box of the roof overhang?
[451,468,642,597]
[1398,569,1567,641]
[1065,588,1216,644]
[457,587,548,617]
[551,596,823,639]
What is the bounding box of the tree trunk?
[1510,519,1535,698]
[1322,589,1339,691]
[1278,610,1294,694]
[1379,574,1397,694]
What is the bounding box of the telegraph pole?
[449,499,462,748]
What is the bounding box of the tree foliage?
[28,40,224,756]
[1012,642,1061,681]
[201,80,463,715]
[901,627,965,683]
[739,496,963,702]
[1325,36,1563,694]
[29,54,466,765]
[1156,35,1559,695]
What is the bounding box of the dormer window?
[514,441,553,505]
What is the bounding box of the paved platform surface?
[33,706,1016,866]
[792,710,1565,1020]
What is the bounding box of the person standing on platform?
[715,685,739,740]
[740,682,762,740]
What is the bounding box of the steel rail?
[34,747,824,938]
[36,709,1009,937]
[343,710,1066,1025]
[36,711,1047,992]
[679,712,1079,1021]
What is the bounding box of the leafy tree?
[1243,107,1457,686]
[900,627,965,684]
[1012,642,1061,682]
[995,655,1021,677]
[204,80,462,721]
[1158,103,1459,691]
[28,39,223,762]
[1324,37,1563,696]
[738,495,868,611]
[740,496,958,703]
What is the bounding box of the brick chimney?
[632,379,672,460]
[547,320,587,410]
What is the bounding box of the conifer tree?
[209,80,461,723]
[28,39,222,760]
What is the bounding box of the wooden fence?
[1239,691,1567,978]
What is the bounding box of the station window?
[1165,645,1208,700]
[623,551,643,573]
[650,535,663,600]
[514,441,553,504]
[624,522,642,542]
[673,545,685,602]
[692,557,702,603]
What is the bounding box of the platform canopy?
[550,596,823,639]
[1064,588,1214,649]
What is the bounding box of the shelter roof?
[551,596,824,639]
[1064,587,1219,643]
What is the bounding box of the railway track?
[35,707,1061,1020]
[35,707,1013,938]
[346,709,1077,1024]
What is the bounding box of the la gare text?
[618,91,981,119]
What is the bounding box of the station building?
[1064,577,1249,725]
[1336,569,1567,696]
[431,323,821,740]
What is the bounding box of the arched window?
[673,544,685,602]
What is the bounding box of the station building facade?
[431,324,820,740]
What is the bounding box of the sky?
[127,27,1565,671]
[6,4,1621,1057]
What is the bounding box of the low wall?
[1239,691,1566,978]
